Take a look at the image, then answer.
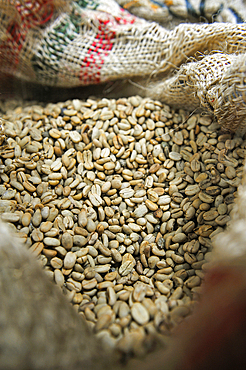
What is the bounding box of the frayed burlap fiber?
[0,0,246,130]
[149,52,246,132]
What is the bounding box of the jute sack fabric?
[149,52,246,132]
[0,0,246,130]
[117,0,246,25]
[0,1,245,86]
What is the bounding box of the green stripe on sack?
[76,0,99,9]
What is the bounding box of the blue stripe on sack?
[185,0,199,18]
[211,3,223,22]
[199,0,205,18]
[228,7,244,23]
[200,0,225,22]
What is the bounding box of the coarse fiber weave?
[117,0,246,25]
[1,0,246,130]
[149,52,246,132]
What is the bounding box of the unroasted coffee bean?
[131,302,150,325]
[0,94,240,359]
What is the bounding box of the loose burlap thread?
[0,0,246,131]
[2,2,246,365]
[149,52,246,132]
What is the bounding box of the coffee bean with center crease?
[0,96,243,365]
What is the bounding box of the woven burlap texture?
[149,52,246,132]
[1,0,246,130]
[117,0,246,25]
[0,1,246,86]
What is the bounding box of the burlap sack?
[1,0,246,130]
[1,2,246,368]
[149,52,246,132]
[117,0,246,25]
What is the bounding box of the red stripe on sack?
[80,17,115,85]
[79,8,138,84]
